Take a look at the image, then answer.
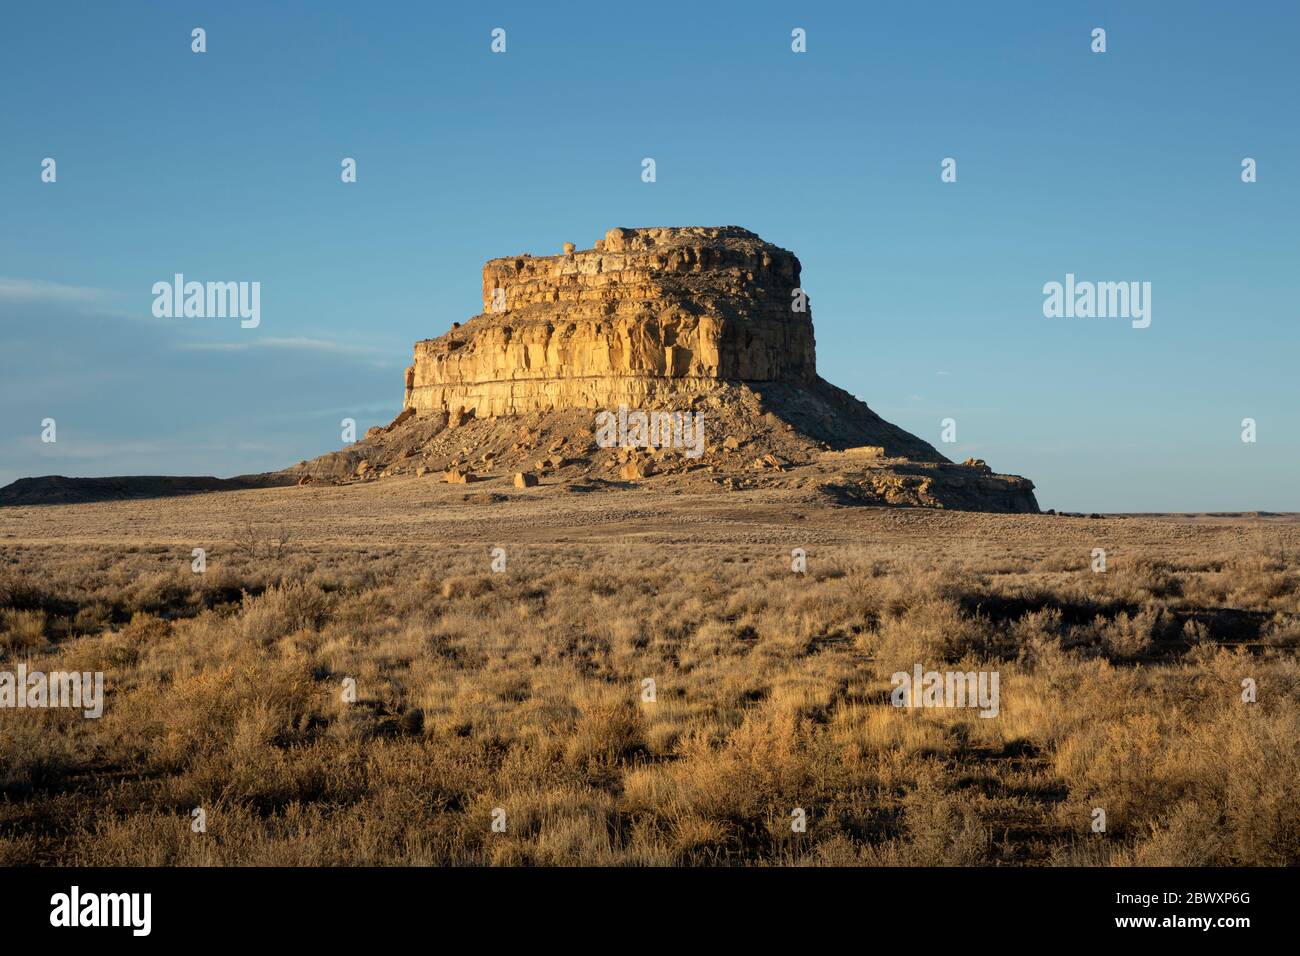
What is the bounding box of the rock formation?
[289,226,1039,513]
[405,226,817,418]
[0,227,1040,511]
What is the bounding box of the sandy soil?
[3,476,1296,559]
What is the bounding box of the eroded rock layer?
[405,226,817,418]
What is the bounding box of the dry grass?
[1,483,1298,865]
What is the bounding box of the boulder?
[620,460,656,481]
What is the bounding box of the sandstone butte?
[0,227,1040,511]
[278,226,1039,512]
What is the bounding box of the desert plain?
[2,476,1297,866]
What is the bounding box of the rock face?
[405,226,817,420]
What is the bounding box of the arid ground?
[2,477,1298,865]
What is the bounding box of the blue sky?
[1,0,1296,511]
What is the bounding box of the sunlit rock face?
[404,226,817,417]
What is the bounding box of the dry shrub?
[1,609,46,651]
[0,711,80,791]
[1012,606,1066,668]
[870,596,991,675]
[622,707,835,860]
[107,652,322,772]
[1055,711,1179,831]
[892,779,992,865]
[1054,702,1300,864]
[565,687,647,769]
[440,575,494,600]
[58,612,166,673]
[1124,557,1184,600]
[239,581,331,645]
[1099,608,1164,658]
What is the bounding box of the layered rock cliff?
[405,226,816,416]
[291,226,1039,512]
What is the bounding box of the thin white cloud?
[8,436,169,460]
[261,337,388,356]
[0,277,112,305]
[174,336,390,357]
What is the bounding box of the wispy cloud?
[7,436,170,461]
[173,336,391,358]
[0,277,113,306]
